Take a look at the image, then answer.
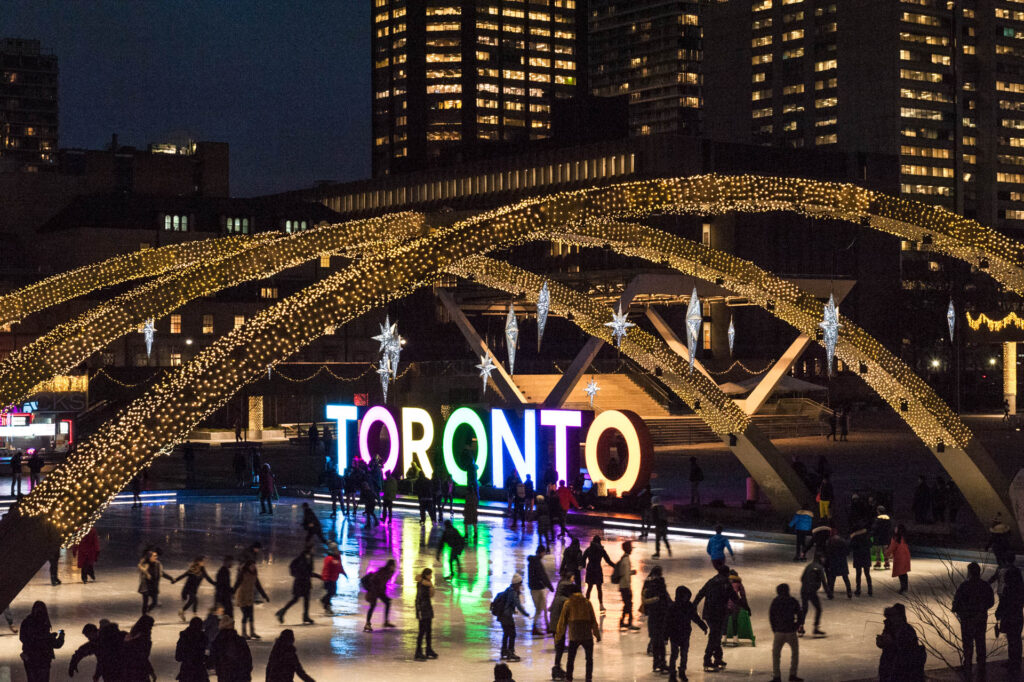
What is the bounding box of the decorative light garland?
[966,311,1024,333]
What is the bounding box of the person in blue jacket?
[706,527,734,570]
[788,504,814,561]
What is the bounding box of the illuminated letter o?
[584,410,653,496]
[358,406,400,474]
[442,407,488,486]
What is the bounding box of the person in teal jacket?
[788,505,814,561]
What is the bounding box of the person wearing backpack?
[276,546,321,625]
[436,520,466,579]
[492,574,530,662]
[642,565,672,674]
[363,559,397,632]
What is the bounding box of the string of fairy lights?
[11,174,1019,543]
[966,311,1024,333]
[0,214,425,411]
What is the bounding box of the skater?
[320,542,346,615]
[266,629,316,682]
[511,476,528,529]
[825,530,852,599]
[638,484,653,540]
[555,584,601,682]
[73,526,100,583]
[871,506,892,570]
[693,564,739,672]
[173,555,216,620]
[27,450,43,489]
[987,513,1015,567]
[535,494,554,546]
[788,504,814,561]
[362,558,397,632]
[886,524,911,593]
[66,623,98,678]
[436,519,466,579]
[174,617,208,682]
[214,555,236,617]
[48,548,61,586]
[361,481,379,526]
[19,601,64,682]
[911,475,932,524]
[276,545,320,625]
[689,457,704,505]
[9,449,22,496]
[952,562,994,681]
[876,603,924,682]
[464,485,480,542]
[381,471,398,523]
[414,568,439,661]
[706,526,734,570]
[327,469,344,514]
[642,565,671,674]
[667,585,707,682]
[996,566,1024,677]
[138,549,173,615]
[233,559,270,639]
[491,574,530,662]
[550,573,576,678]
[300,503,326,545]
[849,528,873,596]
[130,470,145,507]
[614,541,639,630]
[122,615,156,682]
[582,535,615,612]
[528,545,554,635]
[210,615,253,682]
[259,463,275,515]
[725,569,754,646]
[769,583,802,682]
[561,538,584,586]
[415,471,433,525]
[651,497,671,558]
[797,553,830,637]
[817,475,833,520]
[555,480,578,537]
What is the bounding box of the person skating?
[259,463,275,515]
[327,469,344,514]
[912,475,932,524]
[210,615,253,682]
[300,503,326,545]
[320,542,346,615]
[725,569,754,646]
[47,547,62,586]
[706,525,734,570]
[174,555,217,621]
[528,545,555,635]
[234,559,270,639]
[987,513,1015,567]
[871,506,892,570]
[415,471,433,525]
[9,449,22,496]
[381,471,398,523]
[582,535,615,613]
[122,615,156,682]
[638,484,653,540]
[561,538,584,586]
[550,573,576,678]
[614,541,640,631]
[436,519,467,579]
[651,497,671,558]
[555,583,601,682]
[886,524,911,593]
[996,565,1024,677]
[174,616,209,682]
[797,553,830,637]
[849,528,873,596]
[876,603,925,681]
[817,475,834,519]
[535,494,554,546]
[138,549,173,615]
[642,565,671,674]
[492,573,531,662]
[214,555,236,617]
[511,476,528,530]
[953,561,994,681]
[693,564,740,672]
[362,558,397,632]
[414,568,439,661]
[94,620,126,681]
[277,545,321,625]
[464,486,480,543]
[666,585,707,682]
[787,504,814,561]
[266,629,316,682]
[67,623,99,679]
[72,526,100,584]
[769,583,803,682]
[19,601,63,682]
[825,530,852,599]
[361,481,379,526]
[555,480,579,537]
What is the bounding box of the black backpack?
[490,589,508,618]
[289,555,305,578]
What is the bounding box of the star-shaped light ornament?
[604,303,635,348]
[267,364,273,381]
[387,330,404,379]
[727,316,736,356]
[476,354,498,396]
[142,319,155,358]
[377,354,392,404]
[536,281,550,351]
[685,287,702,372]
[947,299,956,343]
[584,377,600,408]
[505,304,519,375]
[819,294,843,377]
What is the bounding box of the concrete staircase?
[510,373,672,417]
[644,414,825,446]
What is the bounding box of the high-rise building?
[703,0,1024,236]
[371,0,586,177]
[0,39,58,169]
[588,0,703,136]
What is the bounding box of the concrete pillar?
[1005,342,1018,415]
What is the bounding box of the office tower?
[371,0,585,177]
[589,0,703,136]
[0,39,58,169]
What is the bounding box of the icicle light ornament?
[819,294,842,377]
[685,287,702,372]
[505,304,519,375]
[728,317,736,356]
[947,299,956,343]
[536,281,550,351]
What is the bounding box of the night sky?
[5,1,371,197]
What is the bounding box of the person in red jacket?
[555,481,579,538]
[74,527,101,583]
[320,543,346,615]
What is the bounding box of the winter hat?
[219,615,234,630]
[536,495,545,502]
[328,542,339,555]
[511,573,523,585]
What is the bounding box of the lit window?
[234,315,246,330]
[170,314,182,334]
[202,314,214,335]
[226,217,250,234]
[702,322,712,351]
[163,214,189,232]
[170,352,182,367]
[261,287,279,299]
[702,223,711,246]
[320,254,331,268]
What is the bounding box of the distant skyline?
[5,1,371,197]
